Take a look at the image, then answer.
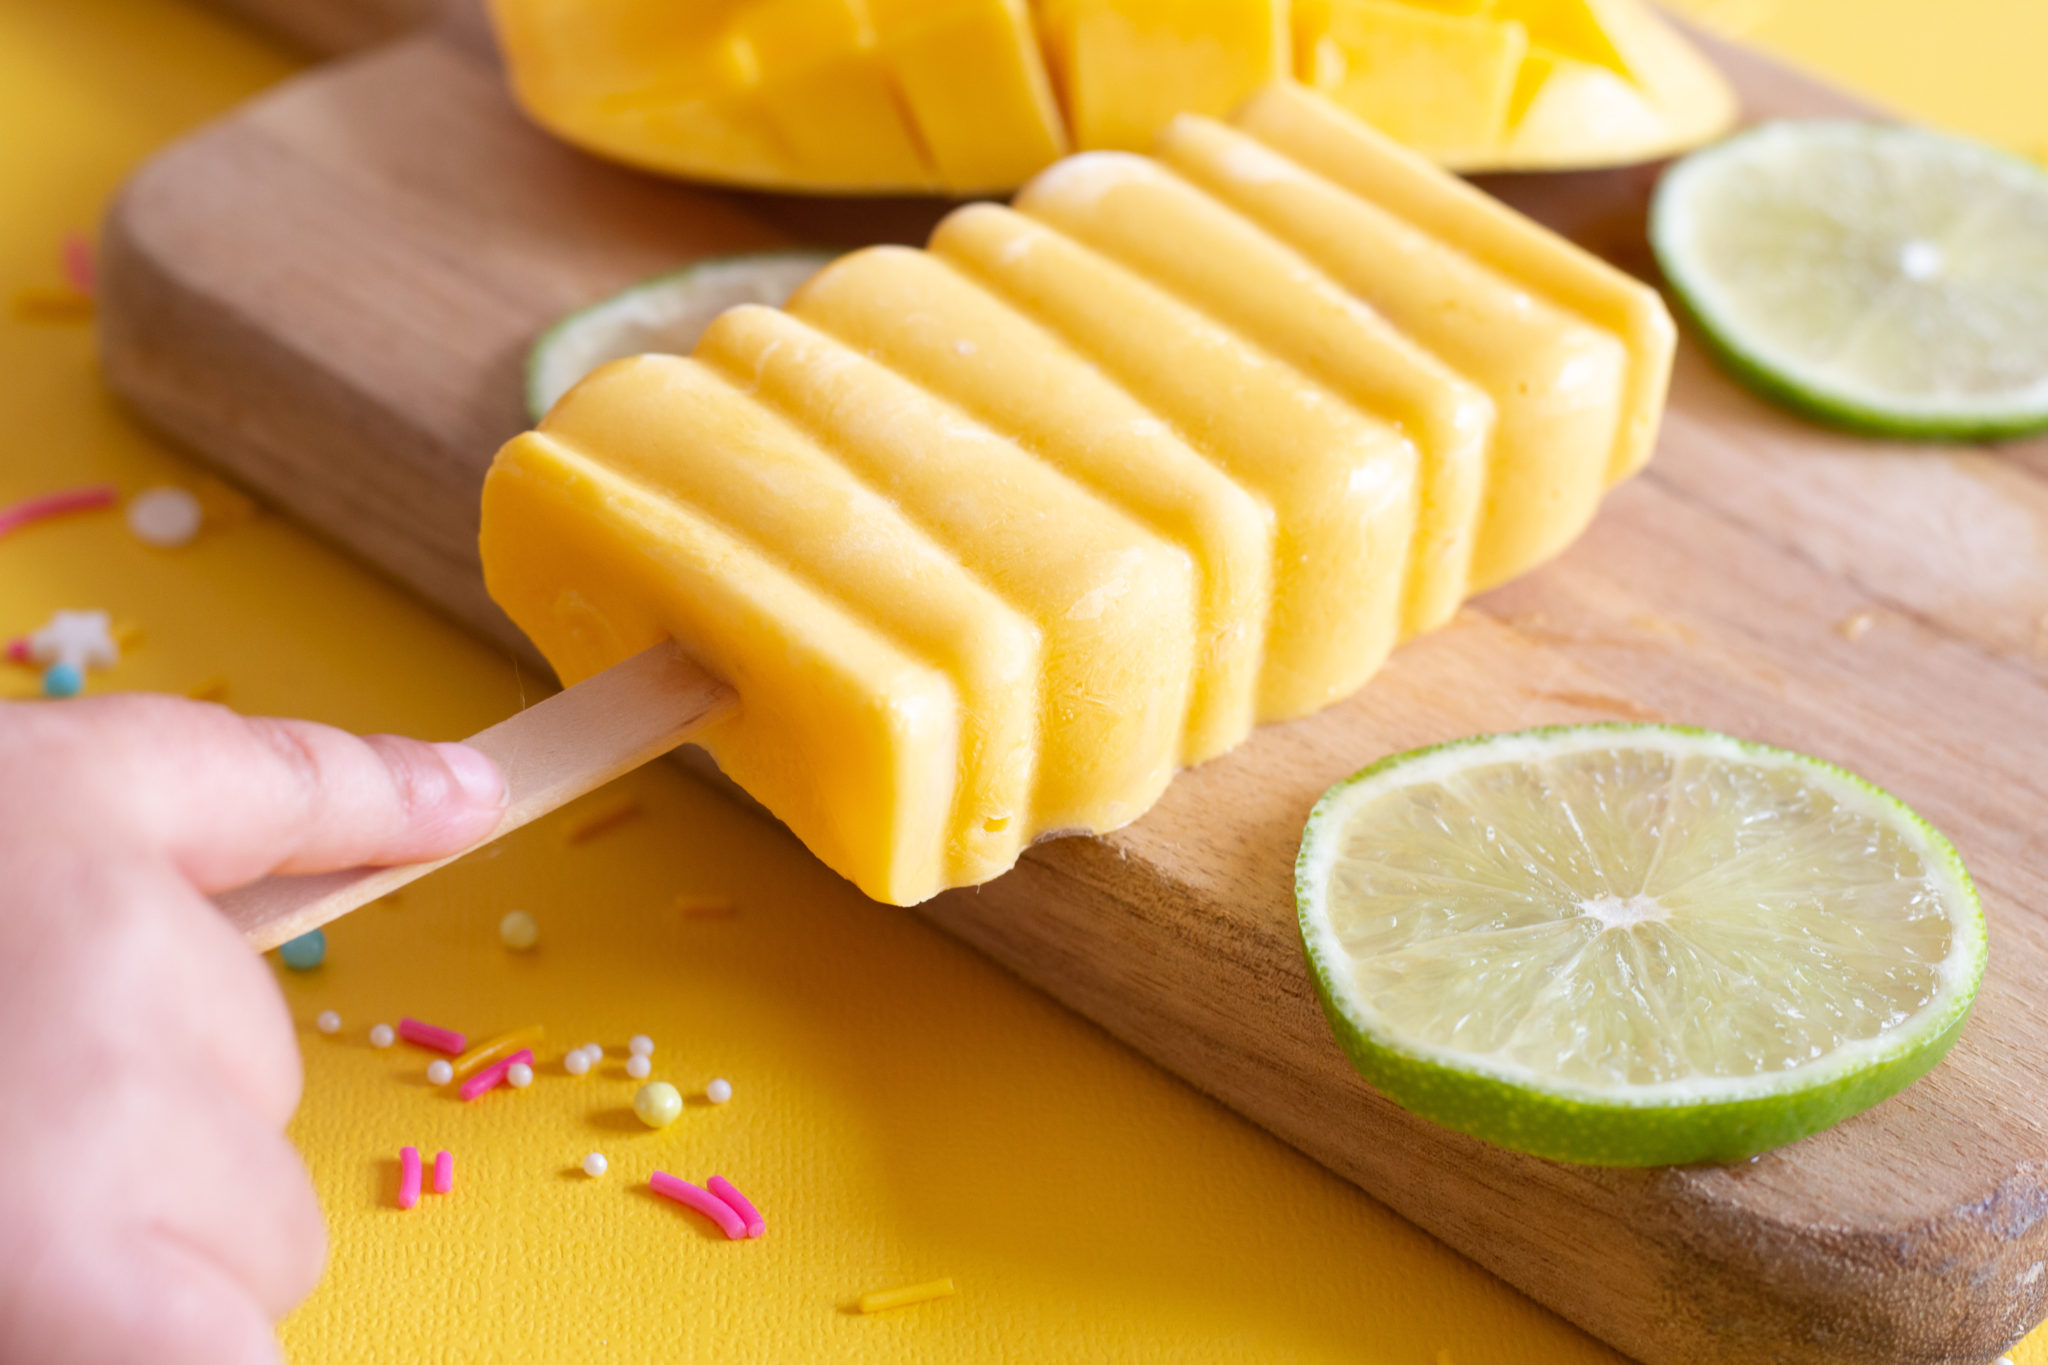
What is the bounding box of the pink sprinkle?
[397,1147,422,1210]
[458,1048,533,1102]
[0,485,117,541]
[650,1171,748,1240]
[60,233,95,296]
[5,639,27,665]
[398,1017,467,1054]
[432,1150,453,1195]
[706,1176,765,1238]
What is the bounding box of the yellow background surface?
[1,1,2043,1360]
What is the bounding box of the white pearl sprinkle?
[706,1078,732,1104]
[427,1059,454,1086]
[563,1049,591,1076]
[582,1152,608,1178]
[580,1043,603,1061]
[625,1054,652,1079]
[126,486,204,548]
[507,1062,534,1088]
[628,1034,654,1057]
[315,1010,341,1035]
[499,910,540,950]
[368,1023,395,1048]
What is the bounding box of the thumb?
[31,694,506,892]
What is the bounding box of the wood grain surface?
[96,14,2048,1363]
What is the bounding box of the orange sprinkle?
[566,794,641,844]
[451,1024,546,1081]
[192,475,257,531]
[11,286,93,322]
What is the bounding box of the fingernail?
[434,743,505,808]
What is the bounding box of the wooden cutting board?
[97,8,2048,1363]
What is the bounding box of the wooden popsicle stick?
[216,639,736,951]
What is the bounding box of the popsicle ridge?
[1010,147,1495,637]
[481,429,965,903]
[480,83,1675,907]
[523,356,1040,889]
[1156,113,1635,589]
[696,304,1200,839]
[929,200,1422,722]
[1230,86,1675,492]
[786,245,1272,766]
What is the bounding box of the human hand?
[0,694,505,1365]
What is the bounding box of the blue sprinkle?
[279,929,327,971]
[41,662,83,698]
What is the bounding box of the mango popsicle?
[480,83,1676,907]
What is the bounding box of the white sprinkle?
[507,1062,534,1088]
[315,1010,341,1035]
[625,1054,652,1079]
[427,1059,454,1086]
[582,1152,608,1178]
[563,1049,592,1076]
[126,486,204,548]
[706,1078,732,1104]
[499,910,540,950]
[1900,238,1945,282]
[581,1042,603,1061]
[628,1034,654,1057]
[369,1023,395,1048]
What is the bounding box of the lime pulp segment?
[526,250,837,422]
[1651,119,2048,440]
[1296,725,1985,1165]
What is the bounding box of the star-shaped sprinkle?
[28,610,118,672]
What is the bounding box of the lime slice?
[1295,724,1985,1166]
[526,250,837,421]
[1651,119,2048,440]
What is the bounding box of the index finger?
[5,694,506,893]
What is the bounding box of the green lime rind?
[1650,119,2048,443]
[1658,273,2048,445]
[1295,723,1988,1168]
[524,249,839,423]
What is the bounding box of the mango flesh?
[480,84,1676,905]
[486,0,1736,192]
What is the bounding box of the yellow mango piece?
[1163,110,1631,586]
[487,0,749,108]
[490,0,1733,187]
[1489,0,1618,67]
[696,305,1200,837]
[931,202,1419,722]
[717,0,937,189]
[1504,47,1663,167]
[1493,0,1738,165]
[788,246,1269,762]
[873,0,1070,191]
[481,426,960,906]
[1294,0,1527,161]
[1231,83,1673,488]
[524,355,1040,890]
[1034,0,1287,151]
[752,55,938,190]
[1013,148,1492,636]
